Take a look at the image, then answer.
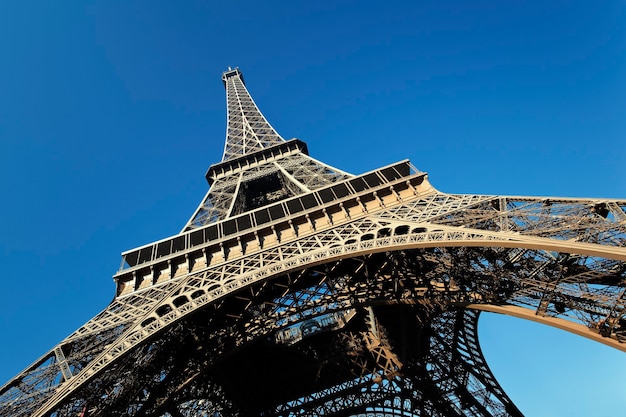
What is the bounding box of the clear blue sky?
[1,1,625,415]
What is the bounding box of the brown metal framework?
[1,67,624,417]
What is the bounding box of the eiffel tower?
[1,68,625,417]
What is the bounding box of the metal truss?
[184,152,351,230]
[221,68,285,161]
[1,68,624,417]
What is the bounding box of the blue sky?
[1,1,625,415]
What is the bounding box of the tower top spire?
[222,67,244,86]
[220,67,284,161]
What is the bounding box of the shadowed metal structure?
[1,68,625,417]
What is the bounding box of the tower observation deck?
[1,68,625,417]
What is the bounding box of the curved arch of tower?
[1,68,624,417]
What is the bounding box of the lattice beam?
[2,68,624,417]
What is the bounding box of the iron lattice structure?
[1,68,625,417]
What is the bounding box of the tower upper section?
[221,68,285,161]
[179,68,353,231]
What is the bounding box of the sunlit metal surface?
[1,69,624,417]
